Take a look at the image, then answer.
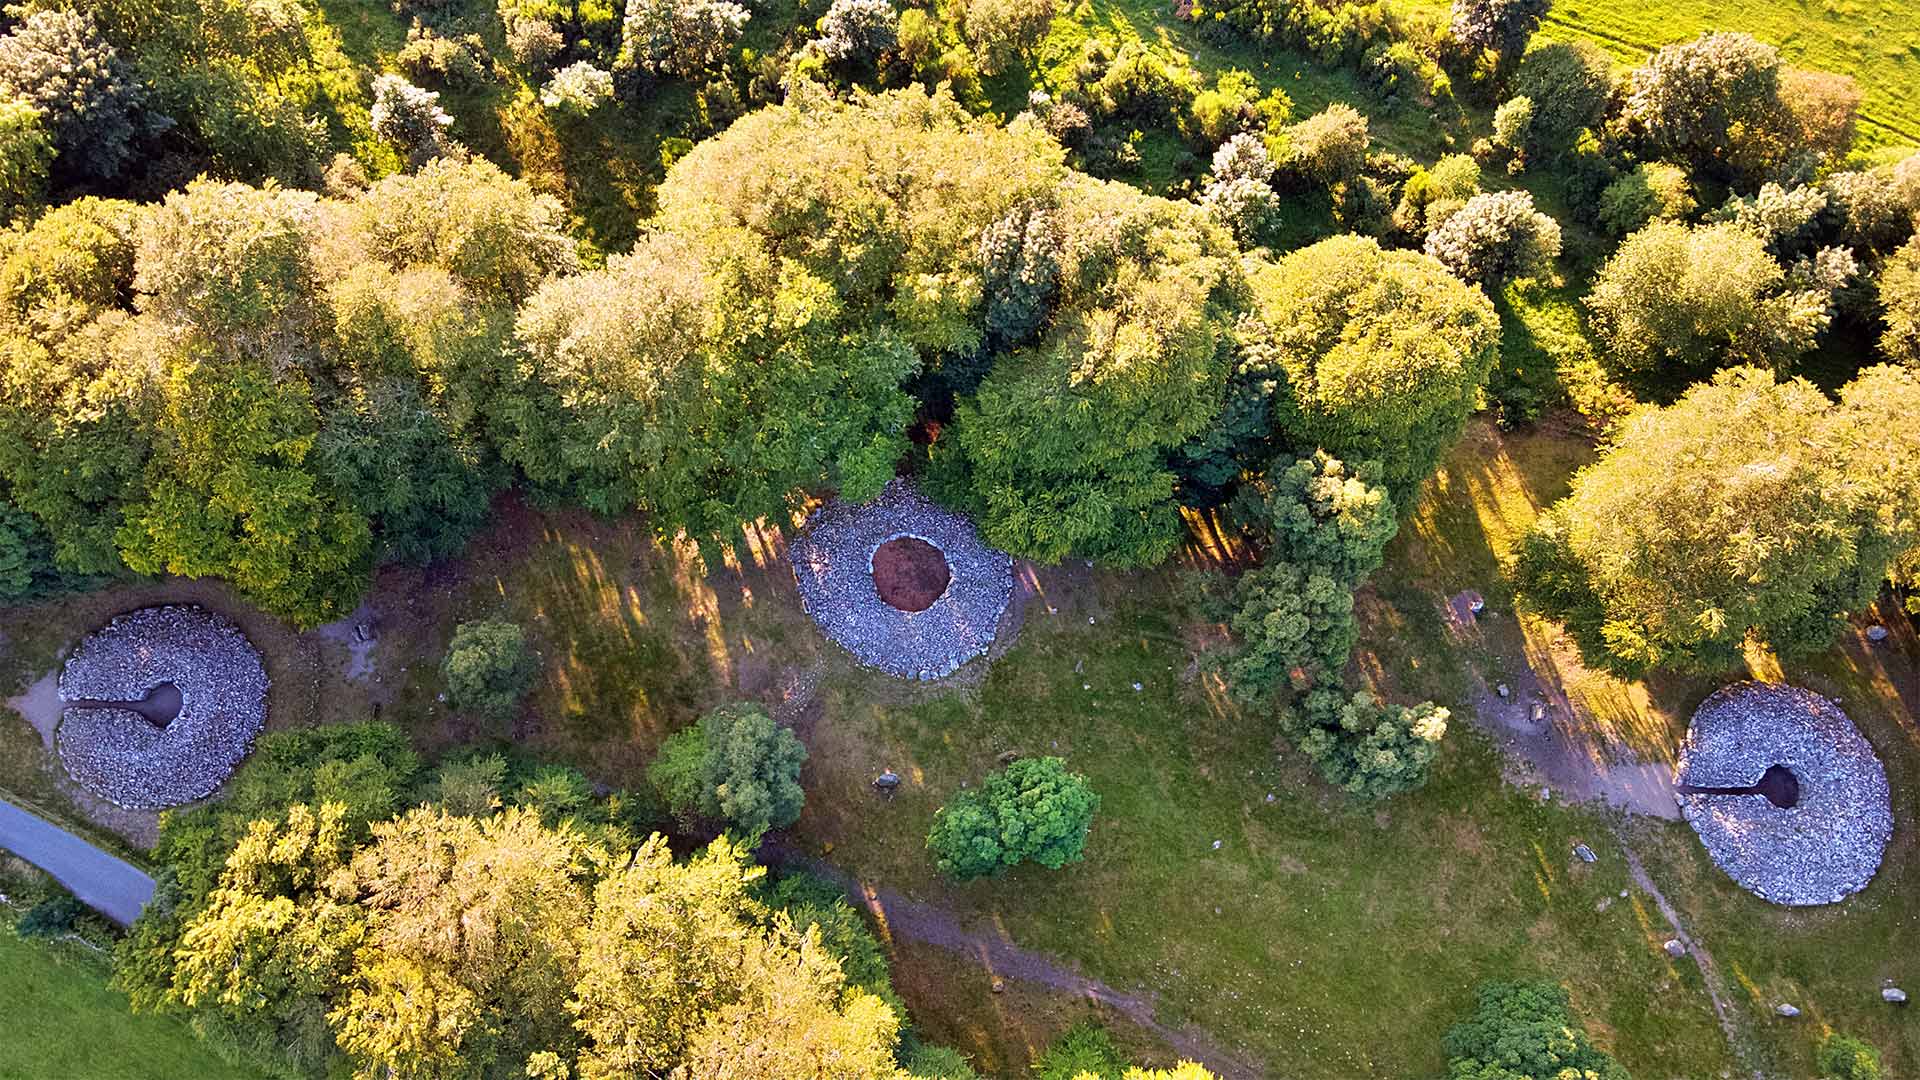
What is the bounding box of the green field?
[0,930,261,1080]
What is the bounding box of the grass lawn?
[0,929,261,1080]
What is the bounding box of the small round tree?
[1818,1033,1885,1080]
[1422,189,1561,283]
[927,757,1099,880]
[442,619,536,723]
[648,702,807,834]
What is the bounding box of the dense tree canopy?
[1236,235,1501,500]
[1517,366,1919,675]
[1445,981,1630,1080]
[649,701,808,834]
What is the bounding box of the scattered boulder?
[1885,986,1908,1005]
[1775,1003,1801,1018]
[1865,625,1890,643]
[1574,843,1597,863]
[873,770,901,792]
[1496,683,1510,698]
[996,749,1020,765]
[1663,939,1686,958]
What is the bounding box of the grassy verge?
[0,922,261,1080]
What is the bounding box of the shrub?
[1818,1033,1884,1080]
[0,11,157,185]
[1491,96,1533,161]
[1625,31,1796,183]
[1445,980,1630,1079]
[1035,1024,1127,1080]
[978,202,1062,348]
[16,894,84,938]
[648,702,807,833]
[817,0,898,63]
[957,0,1054,76]
[0,95,51,211]
[619,0,749,82]
[542,61,614,113]
[1201,132,1278,243]
[927,757,1099,880]
[1423,189,1561,283]
[1823,160,1920,255]
[506,18,566,75]
[1512,40,1614,156]
[442,619,536,723]
[369,74,454,164]
[1281,103,1370,187]
[1394,152,1481,234]
[904,1045,981,1079]
[1449,0,1549,61]
[1882,235,1920,366]
[1596,162,1693,236]
[396,27,492,90]
[1190,69,1265,144]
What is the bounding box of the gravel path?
[1677,682,1892,906]
[0,798,154,926]
[57,606,269,810]
[790,480,1013,680]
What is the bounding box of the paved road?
[0,799,154,926]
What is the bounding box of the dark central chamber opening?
[872,537,951,613]
[67,681,184,730]
[1678,763,1800,809]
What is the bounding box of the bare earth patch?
[872,537,951,612]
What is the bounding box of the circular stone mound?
[790,479,1013,679]
[1676,682,1892,906]
[873,537,951,612]
[57,605,269,810]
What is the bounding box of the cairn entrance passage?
[64,681,183,730]
[1677,763,1801,809]
[1676,683,1891,906]
[872,537,951,613]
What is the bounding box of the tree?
[1445,981,1630,1080]
[1287,688,1448,798]
[927,757,1099,880]
[350,157,579,305]
[442,618,537,722]
[1423,189,1562,283]
[817,0,898,63]
[331,807,591,1076]
[511,230,916,541]
[1882,234,1920,366]
[369,73,454,165]
[979,202,1062,348]
[1512,41,1614,156]
[1394,153,1481,235]
[1585,221,1844,392]
[648,702,808,834]
[133,179,324,368]
[573,836,903,1080]
[1817,1034,1885,1080]
[0,96,51,212]
[958,0,1055,75]
[0,12,155,183]
[940,178,1238,567]
[1624,32,1796,183]
[1236,235,1501,500]
[1515,367,1911,675]
[1449,0,1550,62]
[1823,157,1920,255]
[618,0,750,82]
[117,351,373,628]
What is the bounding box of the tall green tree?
[1516,366,1913,675]
[1235,234,1501,501]
[649,702,808,834]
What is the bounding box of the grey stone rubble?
[789,479,1013,680]
[1676,682,1892,907]
[57,606,269,810]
